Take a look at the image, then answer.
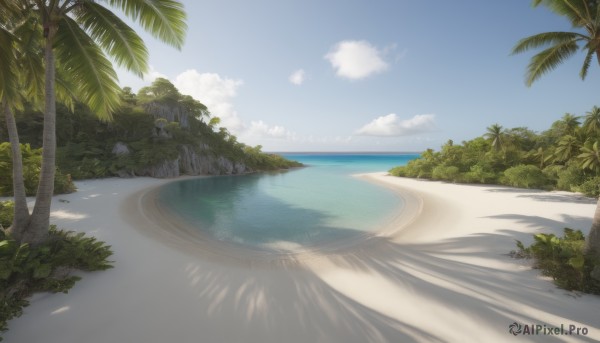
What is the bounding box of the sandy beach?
[4,173,600,343]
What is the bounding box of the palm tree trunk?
[586,199,600,259]
[24,31,56,245]
[2,99,30,239]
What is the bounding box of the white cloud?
[289,69,306,85]
[325,40,389,80]
[243,120,296,140]
[173,69,245,132]
[143,65,168,83]
[356,114,436,136]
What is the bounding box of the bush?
[503,164,548,189]
[389,166,407,177]
[0,143,76,196]
[432,165,460,182]
[0,202,13,229]
[463,164,498,184]
[556,164,587,192]
[514,229,600,294]
[574,176,600,198]
[0,226,113,340]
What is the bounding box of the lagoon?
[156,153,418,251]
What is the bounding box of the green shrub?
[503,164,548,189]
[0,143,76,196]
[514,228,600,294]
[574,176,600,198]
[0,202,13,229]
[389,166,407,177]
[463,164,498,184]
[432,165,460,182]
[0,226,113,340]
[556,164,587,191]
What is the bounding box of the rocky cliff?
[117,142,252,178]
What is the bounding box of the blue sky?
[116,1,600,152]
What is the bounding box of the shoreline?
[124,172,424,269]
[5,172,600,342]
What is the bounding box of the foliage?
[0,143,76,196]
[0,202,13,229]
[574,176,600,198]
[514,229,600,294]
[389,106,600,196]
[1,78,301,181]
[503,165,548,189]
[0,226,113,340]
[432,165,460,182]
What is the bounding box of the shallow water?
[157,153,418,251]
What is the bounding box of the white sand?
[4,173,600,343]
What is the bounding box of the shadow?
[485,214,593,237]
[171,213,600,342]
[516,194,597,205]
[8,176,600,343]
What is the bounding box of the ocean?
[156,153,419,251]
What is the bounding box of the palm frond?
[512,31,586,54]
[580,44,595,79]
[0,26,17,103]
[525,40,580,86]
[54,16,121,120]
[76,1,149,77]
[106,0,187,49]
[538,0,593,27]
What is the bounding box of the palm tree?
[579,141,600,172]
[512,0,600,85]
[15,1,187,245]
[484,124,504,152]
[583,106,600,136]
[513,0,600,257]
[559,113,581,135]
[1,4,45,240]
[554,134,582,162]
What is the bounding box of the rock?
[112,142,130,155]
[138,159,180,178]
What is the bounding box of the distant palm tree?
[484,124,504,152]
[559,113,581,135]
[513,0,600,257]
[583,106,600,136]
[554,135,581,162]
[13,0,187,245]
[579,141,600,172]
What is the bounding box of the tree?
[1,4,45,240]
[14,1,187,245]
[578,141,600,172]
[512,0,600,85]
[484,124,504,152]
[513,0,600,257]
[554,135,581,162]
[583,106,600,136]
[559,113,581,135]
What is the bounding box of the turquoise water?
[157,153,418,251]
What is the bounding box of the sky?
[116,1,600,152]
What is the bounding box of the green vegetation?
[513,229,600,294]
[0,143,75,196]
[0,79,301,190]
[391,111,600,294]
[389,109,600,197]
[0,226,113,341]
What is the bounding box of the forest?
[390,109,600,197]
[0,78,302,196]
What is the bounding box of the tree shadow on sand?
[172,205,600,343]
